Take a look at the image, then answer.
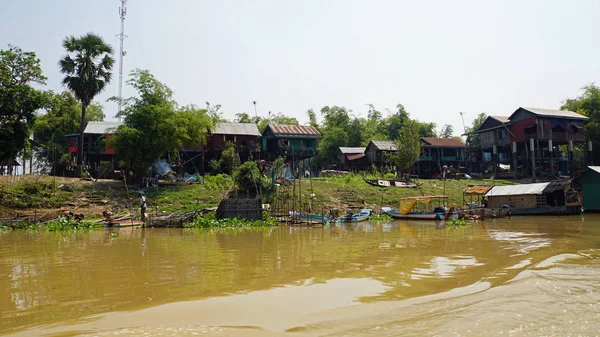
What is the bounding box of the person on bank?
[138,193,147,222]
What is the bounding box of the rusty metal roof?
[544,179,572,193]
[517,107,588,120]
[464,185,493,196]
[213,123,261,136]
[420,137,466,147]
[266,124,321,137]
[346,153,366,161]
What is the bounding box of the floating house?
[365,140,397,166]
[67,121,121,177]
[417,137,466,178]
[469,107,590,178]
[484,180,581,215]
[262,124,321,161]
[575,166,600,212]
[338,147,366,170]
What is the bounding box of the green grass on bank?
[1,173,514,218]
[294,174,514,210]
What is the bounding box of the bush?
[233,161,261,192]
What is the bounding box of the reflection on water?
[1,215,599,336]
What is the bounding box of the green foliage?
[416,121,437,138]
[0,45,47,164]
[465,113,487,146]
[219,141,241,174]
[369,213,392,222]
[234,112,260,124]
[59,33,114,175]
[307,108,319,128]
[439,124,454,138]
[233,160,261,191]
[562,83,600,163]
[0,180,71,208]
[185,212,276,228]
[388,120,422,176]
[317,127,349,168]
[4,217,94,231]
[111,70,213,175]
[34,91,104,174]
[446,218,471,227]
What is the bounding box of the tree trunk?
[78,103,87,177]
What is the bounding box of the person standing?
[138,193,147,222]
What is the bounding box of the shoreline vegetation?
[0,174,514,230]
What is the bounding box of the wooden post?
[492,145,497,177]
[512,141,517,179]
[530,138,536,181]
[588,141,594,166]
[549,139,555,178]
[568,140,574,177]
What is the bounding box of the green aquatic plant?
[369,213,392,222]
[42,217,95,231]
[446,218,471,227]
[185,212,277,228]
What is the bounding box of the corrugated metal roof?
[588,166,600,174]
[339,147,366,154]
[267,124,321,137]
[519,107,588,120]
[544,179,572,193]
[370,140,397,151]
[464,185,493,196]
[490,115,510,123]
[420,137,466,147]
[84,121,121,134]
[484,182,549,197]
[214,123,261,136]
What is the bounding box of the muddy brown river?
[1,216,600,336]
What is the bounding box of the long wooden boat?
[289,211,327,221]
[382,207,446,220]
[362,176,420,188]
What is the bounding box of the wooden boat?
[382,196,457,220]
[362,176,420,188]
[332,209,372,223]
[289,211,328,222]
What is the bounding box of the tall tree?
[388,120,422,178]
[0,46,47,166]
[34,92,104,174]
[307,108,319,128]
[112,69,212,175]
[59,33,114,175]
[562,84,600,163]
[465,113,487,147]
[439,124,454,138]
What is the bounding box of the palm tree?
[59,33,114,176]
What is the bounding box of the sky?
[2,0,600,136]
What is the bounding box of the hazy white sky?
[2,0,599,135]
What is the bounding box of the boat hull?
[511,205,582,216]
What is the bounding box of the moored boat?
[382,196,457,220]
[332,209,372,223]
[362,176,420,188]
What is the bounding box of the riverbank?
[0,174,514,222]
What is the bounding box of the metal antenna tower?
[117,0,128,117]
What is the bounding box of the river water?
[1,216,599,336]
